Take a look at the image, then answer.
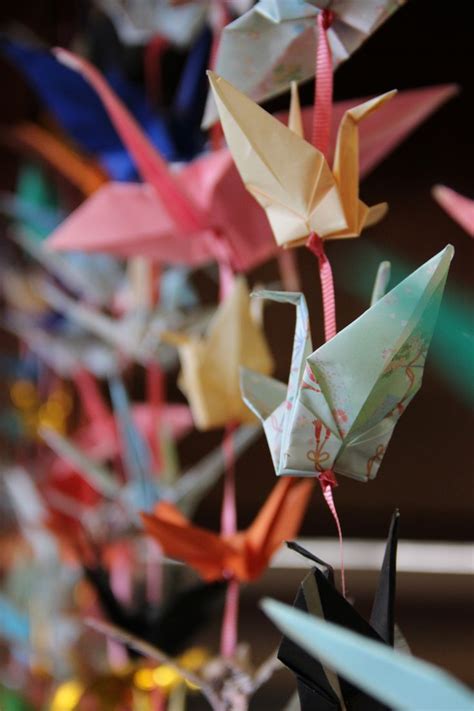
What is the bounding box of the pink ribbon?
[278,250,302,292]
[319,471,346,597]
[220,576,240,659]
[220,422,240,658]
[306,232,337,342]
[312,10,334,156]
[206,231,236,301]
[146,362,165,472]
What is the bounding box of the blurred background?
[0,0,472,708]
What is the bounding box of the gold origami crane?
[163,277,274,430]
[208,72,396,248]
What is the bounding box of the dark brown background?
[0,0,472,707]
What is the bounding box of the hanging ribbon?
[277,250,302,292]
[219,423,239,658]
[145,34,169,108]
[312,9,334,155]
[220,576,240,659]
[308,10,346,590]
[319,471,346,597]
[146,362,165,472]
[206,230,236,301]
[306,9,337,340]
[306,232,337,341]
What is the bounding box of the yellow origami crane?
[163,277,274,430]
[208,72,396,248]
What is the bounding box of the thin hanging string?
[146,362,165,472]
[319,472,346,597]
[306,232,337,341]
[277,250,302,291]
[144,34,168,107]
[220,422,237,536]
[220,576,240,659]
[219,419,240,657]
[207,230,236,301]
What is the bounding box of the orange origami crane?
[141,476,314,582]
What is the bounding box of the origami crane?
[209,72,394,248]
[241,246,453,481]
[0,33,210,179]
[43,417,261,518]
[263,600,474,710]
[141,475,314,582]
[97,0,208,47]
[97,0,252,47]
[163,277,274,430]
[45,49,278,271]
[203,0,405,124]
[46,51,456,265]
[40,279,213,368]
[432,185,474,237]
[275,511,400,709]
[84,561,224,656]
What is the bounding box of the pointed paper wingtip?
[52,46,81,72]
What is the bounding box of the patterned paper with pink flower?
[241,246,453,482]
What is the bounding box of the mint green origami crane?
[241,246,453,482]
[262,599,474,711]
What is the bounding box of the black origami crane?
[84,563,225,657]
[278,511,401,710]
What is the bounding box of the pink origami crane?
[47,50,457,269]
[432,185,474,238]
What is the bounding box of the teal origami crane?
[241,246,453,481]
[262,599,474,711]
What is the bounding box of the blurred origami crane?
[241,246,453,481]
[141,475,314,582]
[163,277,274,430]
[203,0,405,124]
[45,50,457,268]
[45,49,278,272]
[0,33,211,178]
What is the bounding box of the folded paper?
[263,598,474,711]
[432,185,474,237]
[46,56,456,265]
[209,72,393,248]
[241,246,453,480]
[0,36,209,180]
[164,277,274,430]
[203,0,405,125]
[276,511,399,709]
[142,475,314,582]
